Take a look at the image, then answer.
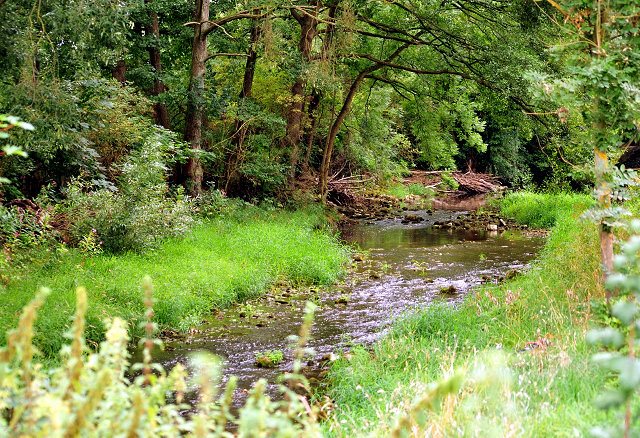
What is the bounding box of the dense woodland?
[1,0,615,205]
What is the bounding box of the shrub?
[62,129,194,253]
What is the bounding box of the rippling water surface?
[134,209,544,410]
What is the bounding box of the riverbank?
[324,191,618,437]
[0,206,351,359]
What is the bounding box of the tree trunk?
[284,5,319,182]
[318,43,411,199]
[319,71,371,200]
[112,60,126,83]
[145,1,171,130]
[184,0,209,195]
[226,20,261,192]
[301,93,321,174]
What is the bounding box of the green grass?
[325,196,618,437]
[496,191,592,228]
[384,183,435,199]
[0,207,351,358]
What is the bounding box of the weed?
[496,191,592,228]
[384,183,434,200]
[0,285,322,437]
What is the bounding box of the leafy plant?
[587,219,640,438]
[440,172,459,191]
[0,114,32,185]
[63,129,194,253]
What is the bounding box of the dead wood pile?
[327,175,370,206]
[407,170,503,194]
[450,172,503,194]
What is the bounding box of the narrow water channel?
[139,209,544,410]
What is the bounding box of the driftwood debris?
[407,170,503,194]
[450,172,503,194]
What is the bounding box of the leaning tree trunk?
[145,0,171,130]
[319,42,411,199]
[184,0,209,196]
[319,70,371,200]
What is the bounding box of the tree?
[183,0,265,195]
[314,0,554,199]
[535,0,640,283]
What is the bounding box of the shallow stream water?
[136,208,545,410]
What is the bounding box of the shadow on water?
[133,208,544,412]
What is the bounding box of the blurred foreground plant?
[0,280,322,437]
[587,219,640,438]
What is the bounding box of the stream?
[136,208,545,411]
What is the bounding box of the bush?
[62,129,194,253]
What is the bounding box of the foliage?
[497,190,592,228]
[587,219,640,438]
[0,285,322,437]
[86,83,158,176]
[383,182,434,200]
[61,129,193,254]
[0,115,32,187]
[439,172,459,191]
[0,81,118,198]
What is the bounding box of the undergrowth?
[0,206,351,359]
[496,191,592,228]
[325,197,615,437]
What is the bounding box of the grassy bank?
[0,206,351,358]
[325,191,616,437]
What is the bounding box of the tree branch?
[204,53,250,62]
[184,10,266,39]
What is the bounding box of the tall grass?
[325,199,615,437]
[496,191,592,228]
[0,207,351,358]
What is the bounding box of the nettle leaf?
[612,301,639,325]
[594,390,627,410]
[606,273,627,290]
[586,328,625,349]
[1,145,28,157]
